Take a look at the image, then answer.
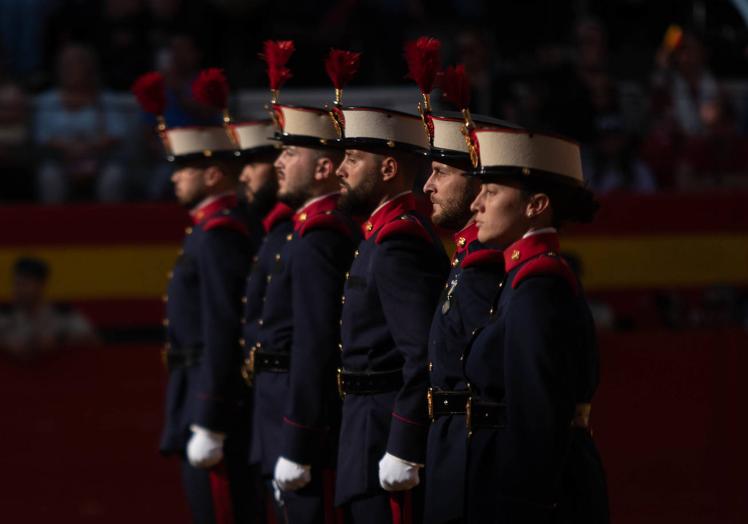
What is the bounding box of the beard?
[431,187,476,230]
[277,184,312,211]
[248,176,279,217]
[178,187,208,210]
[337,176,378,216]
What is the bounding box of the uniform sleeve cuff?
[193,395,232,434]
[385,413,428,464]
[281,417,325,465]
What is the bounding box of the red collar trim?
[503,232,560,272]
[262,202,294,233]
[453,222,479,256]
[293,193,340,231]
[363,193,417,240]
[190,194,237,224]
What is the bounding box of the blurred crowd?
[1,0,748,203]
[0,257,98,359]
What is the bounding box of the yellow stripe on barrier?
[0,245,180,301]
[0,234,746,300]
[563,234,748,290]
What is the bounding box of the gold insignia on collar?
[511,249,521,261]
[457,236,466,248]
[366,222,373,232]
[299,212,308,222]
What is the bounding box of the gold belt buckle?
[572,403,592,429]
[336,368,346,399]
[427,388,434,420]
[241,345,258,386]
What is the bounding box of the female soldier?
[463,128,609,523]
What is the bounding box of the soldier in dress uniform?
[245,41,360,523]
[462,127,609,523]
[235,118,281,242]
[417,65,518,523]
[332,104,450,523]
[132,69,260,523]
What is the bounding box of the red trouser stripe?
[388,491,413,524]
[209,464,235,524]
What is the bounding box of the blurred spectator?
[537,17,614,143]
[583,113,657,193]
[141,33,220,199]
[455,29,496,116]
[34,44,129,202]
[652,29,719,137]
[0,257,98,360]
[0,55,34,201]
[676,94,748,190]
[145,0,221,66]
[94,0,151,90]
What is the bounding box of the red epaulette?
[375,215,432,245]
[203,215,250,238]
[299,211,354,239]
[461,249,503,269]
[512,254,578,294]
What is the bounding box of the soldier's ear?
[314,156,334,181]
[203,165,225,187]
[380,156,397,182]
[525,192,550,219]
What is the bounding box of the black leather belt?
[467,399,506,434]
[241,346,290,386]
[427,389,469,420]
[253,350,290,373]
[163,347,203,369]
[336,368,403,397]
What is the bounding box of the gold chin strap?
[573,403,592,429]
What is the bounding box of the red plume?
[131,72,166,115]
[404,36,442,94]
[260,40,295,90]
[325,49,361,90]
[192,68,230,111]
[439,64,471,110]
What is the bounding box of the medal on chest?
[441,277,459,314]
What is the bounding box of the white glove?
[186,425,225,468]
[273,456,312,492]
[378,452,421,491]
[272,479,283,504]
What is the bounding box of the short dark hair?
[13,257,50,281]
[313,146,345,167]
[520,181,599,227]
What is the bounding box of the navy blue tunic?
[423,222,503,524]
[160,193,255,453]
[462,232,607,523]
[246,202,295,475]
[335,192,450,505]
[249,195,358,476]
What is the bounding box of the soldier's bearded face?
[423,161,477,230]
[470,182,530,248]
[336,149,381,215]
[171,166,208,208]
[275,146,315,209]
[240,161,277,206]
